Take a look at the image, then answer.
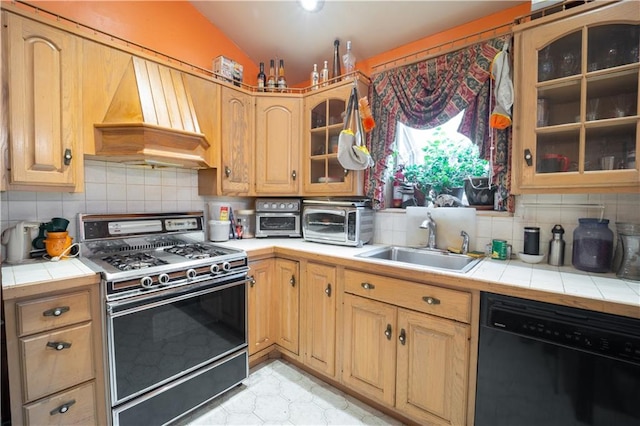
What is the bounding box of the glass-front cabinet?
[513,1,639,193]
[303,78,368,195]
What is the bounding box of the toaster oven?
[302,200,374,247]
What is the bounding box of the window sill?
[381,207,513,217]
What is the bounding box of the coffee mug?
[44,231,73,257]
[540,154,570,173]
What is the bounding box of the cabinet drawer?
[17,291,91,336]
[21,322,94,402]
[23,381,96,426]
[344,270,471,323]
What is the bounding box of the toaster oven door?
[303,208,348,244]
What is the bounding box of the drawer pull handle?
[46,341,72,351]
[50,399,76,415]
[384,324,392,340]
[290,275,296,287]
[399,328,406,345]
[361,282,375,290]
[423,296,441,305]
[43,306,70,317]
[325,283,332,297]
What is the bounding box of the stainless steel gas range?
[78,212,249,426]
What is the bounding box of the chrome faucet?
[419,212,437,249]
[460,230,470,255]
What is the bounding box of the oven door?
[106,276,247,406]
[255,212,300,237]
[302,207,349,244]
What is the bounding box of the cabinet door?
[342,294,396,406]
[303,81,367,195]
[303,262,336,377]
[220,87,254,195]
[247,259,275,355]
[5,13,82,190]
[513,1,640,193]
[396,308,469,426]
[274,258,299,355]
[255,96,301,194]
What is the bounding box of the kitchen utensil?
[492,239,509,260]
[548,224,566,266]
[1,221,41,263]
[539,154,569,173]
[523,226,540,255]
[208,220,230,242]
[44,231,73,257]
[601,155,615,170]
[517,252,545,264]
[32,223,47,250]
[613,222,640,281]
[45,217,70,232]
[572,218,613,273]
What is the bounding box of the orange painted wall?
[11,1,530,86]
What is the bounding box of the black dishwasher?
[475,292,640,426]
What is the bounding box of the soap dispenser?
[548,224,565,266]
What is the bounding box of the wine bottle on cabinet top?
[332,39,341,81]
[310,63,319,90]
[267,59,276,91]
[257,62,266,92]
[277,59,287,91]
[321,60,329,87]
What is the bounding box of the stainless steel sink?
[356,246,482,273]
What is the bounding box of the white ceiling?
[190,0,526,85]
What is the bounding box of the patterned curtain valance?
[365,36,511,209]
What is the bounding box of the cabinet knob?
[325,283,332,297]
[43,306,70,317]
[524,149,533,167]
[291,170,297,180]
[225,166,231,177]
[384,324,392,340]
[63,149,72,166]
[46,341,72,351]
[422,296,441,305]
[290,275,296,287]
[361,282,375,290]
[399,328,406,345]
[248,276,256,287]
[50,400,76,416]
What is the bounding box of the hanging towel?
[489,42,513,129]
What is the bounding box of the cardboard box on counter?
[213,55,243,86]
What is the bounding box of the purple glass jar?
[572,218,613,273]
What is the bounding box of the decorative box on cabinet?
[255,96,302,194]
[342,270,471,426]
[3,277,106,425]
[2,12,84,192]
[512,1,640,193]
[303,78,368,195]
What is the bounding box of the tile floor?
[176,359,405,425]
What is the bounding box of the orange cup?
[44,232,73,257]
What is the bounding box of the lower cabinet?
[342,270,471,426]
[274,258,300,355]
[247,259,275,355]
[302,262,337,377]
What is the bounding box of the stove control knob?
[222,262,231,271]
[186,269,197,280]
[210,264,220,274]
[158,273,170,285]
[140,276,154,288]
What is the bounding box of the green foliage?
[402,128,488,193]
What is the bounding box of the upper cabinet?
[512,1,640,193]
[255,96,301,195]
[303,79,367,196]
[2,12,84,192]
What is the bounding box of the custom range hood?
[93,57,210,169]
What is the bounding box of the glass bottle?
[277,59,287,91]
[267,59,276,92]
[332,39,341,81]
[342,40,356,78]
[257,62,266,92]
[320,60,329,87]
[572,218,614,272]
[310,63,319,90]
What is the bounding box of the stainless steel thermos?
[548,224,565,266]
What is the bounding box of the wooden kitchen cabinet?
[2,12,84,192]
[303,78,368,195]
[2,276,106,425]
[247,259,276,356]
[342,270,470,426]
[274,258,300,355]
[302,262,337,377]
[512,1,640,194]
[255,96,302,194]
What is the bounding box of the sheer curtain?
[365,36,512,210]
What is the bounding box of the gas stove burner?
[102,253,168,271]
[164,243,230,260]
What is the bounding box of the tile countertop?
[219,238,640,313]
[2,239,638,316]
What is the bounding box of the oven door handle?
[106,276,250,316]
